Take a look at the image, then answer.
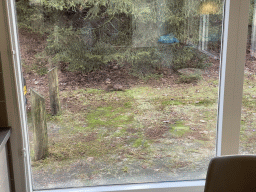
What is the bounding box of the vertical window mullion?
[0,0,32,191]
[217,0,250,156]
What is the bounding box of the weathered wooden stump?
[31,89,48,161]
[48,67,61,115]
[251,2,256,58]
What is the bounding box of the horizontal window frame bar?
[36,180,205,192]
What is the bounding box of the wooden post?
[48,67,61,115]
[31,89,48,161]
[251,0,256,58]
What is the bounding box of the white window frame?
[0,0,250,191]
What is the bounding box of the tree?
[18,0,223,74]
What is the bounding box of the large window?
[240,0,256,155]
[0,0,251,192]
[16,0,224,190]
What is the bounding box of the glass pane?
[16,0,223,190]
[240,0,256,154]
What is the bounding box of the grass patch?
[31,80,221,175]
[242,96,256,109]
[194,99,215,106]
[162,100,184,106]
[124,101,132,108]
[84,88,103,94]
[48,136,114,160]
[155,97,216,111]
[112,128,127,137]
[170,121,190,137]
[86,106,134,129]
[133,138,149,148]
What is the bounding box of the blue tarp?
[158,33,179,44]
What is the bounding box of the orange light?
[199,2,218,14]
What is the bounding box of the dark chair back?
[204,155,256,192]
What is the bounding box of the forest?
[16,0,223,78]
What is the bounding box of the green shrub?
[32,52,48,76]
[178,73,202,83]
[124,48,163,78]
[46,26,127,72]
[171,45,211,70]
[16,0,45,33]
[46,26,211,75]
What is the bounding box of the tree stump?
[31,89,48,161]
[48,67,61,115]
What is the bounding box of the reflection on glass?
[16,0,223,190]
[240,0,256,154]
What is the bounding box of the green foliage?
[45,26,74,55]
[194,99,215,106]
[133,138,149,148]
[16,0,45,32]
[125,48,163,78]
[18,0,219,75]
[86,106,134,129]
[45,26,125,72]
[249,0,255,26]
[165,0,187,42]
[170,121,190,137]
[32,52,48,76]
[162,100,184,106]
[242,96,256,109]
[124,102,132,108]
[171,45,210,70]
[122,166,128,172]
[40,0,133,16]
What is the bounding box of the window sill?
[37,180,205,192]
